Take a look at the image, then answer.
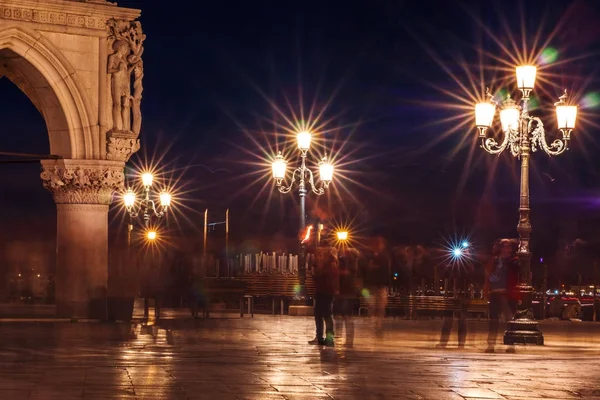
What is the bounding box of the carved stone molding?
[56,204,109,212]
[0,1,139,31]
[106,130,140,161]
[0,5,107,29]
[40,160,125,205]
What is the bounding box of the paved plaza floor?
[1,314,600,399]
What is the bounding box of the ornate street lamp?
[475,65,578,345]
[271,131,334,291]
[123,172,172,245]
[124,172,171,224]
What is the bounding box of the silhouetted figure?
[336,248,360,346]
[437,271,468,349]
[365,237,390,335]
[142,260,169,321]
[309,247,339,347]
[190,274,209,318]
[484,239,519,353]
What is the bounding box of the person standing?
[437,268,469,349]
[484,238,519,353]
[365,237,390,335]
[336,248,360,346]
[309,247,340,347]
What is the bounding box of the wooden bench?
[199,278,246,318]
[359,295,457,318]
[240,274,317,315]
[465,299,489,319]
[358,296,490,319]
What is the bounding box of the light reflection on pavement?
[0,314,599,399]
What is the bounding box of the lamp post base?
[503,319,544,345]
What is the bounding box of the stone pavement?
[1,315,600,399]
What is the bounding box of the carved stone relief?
[0,5,109,30]
[41,163,124,205]
[106,131,140,162]
[106,18,145,162]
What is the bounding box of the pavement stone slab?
[0,315,600,399]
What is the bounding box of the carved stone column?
[41,159,124,319]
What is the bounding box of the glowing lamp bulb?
[337,231,349,241]
[159,192,171,207]
[516,65,537,90]
[319,158,334,183]
[556,105,577,131]
[141,173,153,187]
[272,152,287,180]
[452,248,463,257]
[475,102,495,128]
[461,241,469,248]
[296,130,312,151]
[123,189,135,208]
[500,95,520,132]
[147,230,157,241]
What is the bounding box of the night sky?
[1,0,600,257]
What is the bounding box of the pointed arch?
[0,26,94,159]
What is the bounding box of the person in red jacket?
[309,246,340,346]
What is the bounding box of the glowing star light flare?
[336,231,349,241]
[141,172,153,187]
[271,152,287,181]
[296,131,312,151]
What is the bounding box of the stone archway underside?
[0,0,144,319]
[0,47,69,156]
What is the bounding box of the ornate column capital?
[40,159,125,205]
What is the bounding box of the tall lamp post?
[475,65,578,345]
[122,171,172,319]
[271,131,334,293]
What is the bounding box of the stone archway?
[0,0,144,319]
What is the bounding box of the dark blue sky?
[1,0,600,254]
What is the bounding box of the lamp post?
[122,171,172,319]
[271,130,334,294]
[122,171,172,279]
[123,171,172,234]
[475,65,578,345]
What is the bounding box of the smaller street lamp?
[336,231,349,241]
[123,172,172,226]
[146,230,157,241]
[271,130,335,230]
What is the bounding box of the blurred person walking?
[365,237,391,336]
[335,248,360,346]
[484,239,519,353]
[309,247,339,347]
[436,269,469,349]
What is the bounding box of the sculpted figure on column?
[106,18,146,162]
